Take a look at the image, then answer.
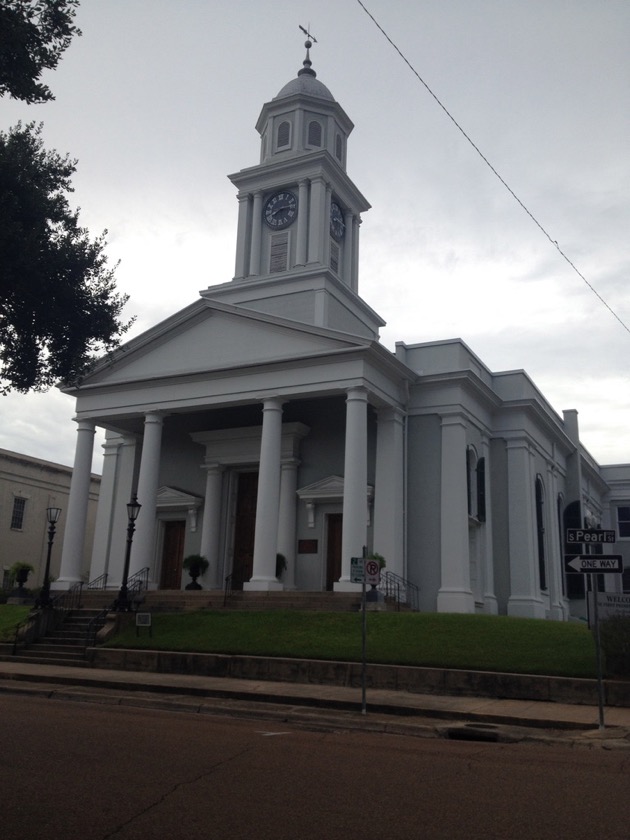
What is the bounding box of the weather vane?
[299,24,317,44]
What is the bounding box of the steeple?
[215,36,382,341]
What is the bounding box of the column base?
[482,594,499,615]
[243,578,284,592]
[333,580,362,593]
[437,588,475,613]
[507,597,546,619]
[51,578,82,591]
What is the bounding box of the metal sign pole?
[361,546,367,715]
[591,573,605,730]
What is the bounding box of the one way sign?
[565,555,623,574]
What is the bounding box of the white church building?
[56,42,630,619]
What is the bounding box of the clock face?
[264,190,298,229]
[330,201,345,240]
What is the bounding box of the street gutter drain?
[446,723,502,742]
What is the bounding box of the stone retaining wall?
[90,647,630,708]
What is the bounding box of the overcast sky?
[2,0,629,473]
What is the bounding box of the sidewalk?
[2,659,630,748]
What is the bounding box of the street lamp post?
[36,507,62,609]
[115,495,141,611]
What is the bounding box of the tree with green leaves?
[0,1,132,393]
[0,122,131,393]
[0,0,81,103]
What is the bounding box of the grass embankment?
[105,610,597,679]
[0,605,31,641]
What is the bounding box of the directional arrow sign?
[564,555,623,574]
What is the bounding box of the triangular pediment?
[297,475,345,501]
[78,299,368,388]
[156,486,203,510]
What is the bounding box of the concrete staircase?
[8,609,104,667]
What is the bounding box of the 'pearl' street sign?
[564,555,623,574]
[566,528,616,544]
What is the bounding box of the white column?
[56,420,96,587]
[506,438,545,618]
[296,179,309,265]
[343,210,354,286]
[130,412,163,582]
[105,435,138,587]
[89,433,122,582]
[234,192,250,279]
[480,437,498,614]
[307,176,326,265]
[245,397,284,590]
[336,387,368,590]
[351,215,360,294]
[546,463,565,619]
[249,191,263,276]
[373,407,405,578]
[278,458,299,590]
[437,415,474,613]
[199,463,224,589]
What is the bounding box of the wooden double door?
[160,520,186,589]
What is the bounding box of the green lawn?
[0,605,31,641]
[105,610,597,679]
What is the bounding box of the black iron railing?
[12,581,84,654]
[85,608,110,650]
[87,573,108,590]
[378,571,420,611]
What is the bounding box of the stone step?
[8,654,89,668]
[23,643,85,657]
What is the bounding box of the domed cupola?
[274,41,335,102]
[255,38,353,170]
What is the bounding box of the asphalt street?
[3,693,630,840]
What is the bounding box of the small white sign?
[364,559,381,586]
[350,557,364,584]
[597,593,630,620]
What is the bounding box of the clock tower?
[204,38,384,340]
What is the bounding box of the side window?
[276,120,291,150]
[476,457,486,522]
[307,120,322,147]
[535,477,547,590]
[617,506,630,538]
[10,497,27,530]
[335,134,343,161]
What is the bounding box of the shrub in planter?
[182,555,209,590]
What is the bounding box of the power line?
[355,0,630,336]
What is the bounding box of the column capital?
[345,386,368,402]
[74,418,96,433]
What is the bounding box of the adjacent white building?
[56,43,630,618]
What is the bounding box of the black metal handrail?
[379,571,420,611]
[127,567,149,596]
[85,607,110,650]
[87,573,108,590]
[12,581,84,654]
[223,571,234,607]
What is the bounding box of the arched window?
[276,120,291,149]
[307,120,322,147]
[535,477,547,590]
[466,447,485,520]
[557,494,566,596]
[335,134,343,161]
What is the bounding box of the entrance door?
[231,472,258,590]
[326,513,343,591]
[160,520,186,589]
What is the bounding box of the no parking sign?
[364,559,381,586]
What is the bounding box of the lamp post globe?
[115,495,141,611]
